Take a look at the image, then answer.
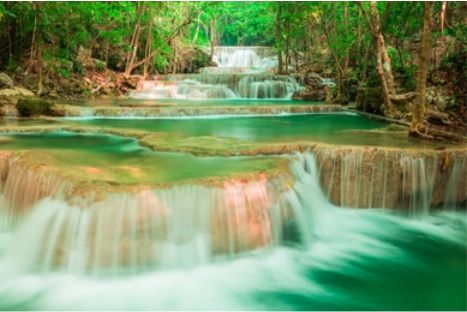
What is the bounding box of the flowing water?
[0,45,465,310]
[0,153,465,310]
[128,47,306,100]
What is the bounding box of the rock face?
[292,87,327,101]
[292,73,328,101]
[0,73,14,88]
[77,46,107,71]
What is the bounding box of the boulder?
[16,98,54,117]
[0,87,35,97]
[0,73,14,89]
[0,88,21,97]
[0,73,14,88]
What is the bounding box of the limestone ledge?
[53,104,344,117]
[1,125,466,211]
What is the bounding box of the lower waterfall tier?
[0,148,465,275]
[0,150,465,311]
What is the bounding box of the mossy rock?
[16,98,54,117]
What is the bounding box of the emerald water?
[0,46,466,310]
[65,113,441,148]
[0,149,465,310]
[0,131,282,184]
[0,205,465,310]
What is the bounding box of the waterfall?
[128,46,302,100]
[314,147,466,211]
[0,152,329,275]
[0,150,465,276]
[129,74,302,100]
[211,46,278,69]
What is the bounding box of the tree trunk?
[127,15,194,74]
[143,6,154,78]
[209,18,217,61]
[28,2,42,95]
[29,2,39,65]
[409,1,434,136]
[370,2,396,99]
[342,2,349,76]
[192,12,201,43]
[356,1,398,110]
[124,3,145,77]
[276,3,283,74]
[440,1,447,32]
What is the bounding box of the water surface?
[65,113,444,148]
[0,131,282,184]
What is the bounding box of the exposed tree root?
[409,123,466,143]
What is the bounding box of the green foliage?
[0,0,464,97]
[5,59,18,73]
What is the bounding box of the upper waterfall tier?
[127,46,300,100]
[205,46,278,69]
[129,73,302,100]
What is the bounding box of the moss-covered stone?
[15,98,54,117]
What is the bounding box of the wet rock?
[292,72,329,101]
[292,87,326,101]
[0,73,14,88]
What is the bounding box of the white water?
[128,46,302,100]
[0,152,465,310]
[212,47,278,69]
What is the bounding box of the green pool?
[0,131,283,184]
[64,113,442,148]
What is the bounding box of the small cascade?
[314,147,467,211]
[128,46,302,100]
[130,73,302,100]
[210,46,277,69]
[0,152,73,229]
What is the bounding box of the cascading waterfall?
[0,150,465,276]
[0,151,466,310]
[0,153,319,275]
[211,47,278,69]
[314,147,466,211]
[128,46,303,100]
